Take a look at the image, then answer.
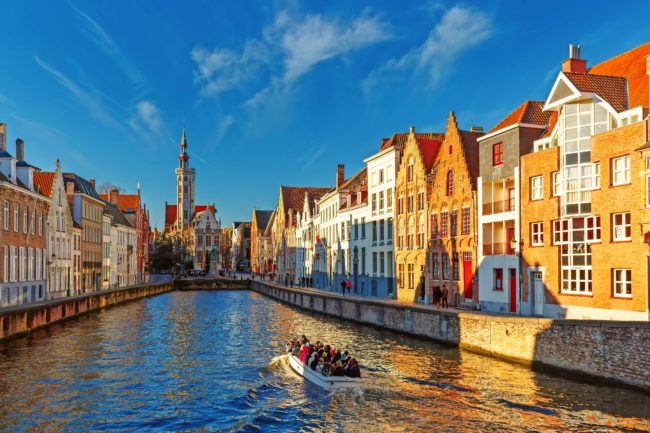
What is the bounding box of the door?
[463,260,473,299]
[506,228,515,254]
[533,272,544,315]
[509,268,516,313]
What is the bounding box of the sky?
[0,1,649,229]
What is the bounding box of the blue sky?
[0,1,648,228]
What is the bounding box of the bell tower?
[175,128,196,228]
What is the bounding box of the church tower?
[175,129,196,228]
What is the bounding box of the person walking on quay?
[433,286,442,308]
[441,285,449,308]
[340,280,346,295]
[345,278,352,295]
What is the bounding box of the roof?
[33,172,56,198]
[62,173,100,199]
[338,167,368,210]
[380,132,443,151]
[99,194,140,214]
[281,186,331,213]
[164,204,215,228]
[540,111,559,139]
[589,41,650,109]
[16,160,40,170]
[417,137,444,170]
[564,71,628,112]
[102,200,133,228]
[253,209,274,231]
[459,130,483,182]
[263,210,276,236]
[0,150,13,158]
[488,101,550,133]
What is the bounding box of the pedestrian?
[340,280,346,295]
[441,285,449,308]
[433,286,442,308]
[345,278,352,294]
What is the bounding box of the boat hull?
[288,355,362,390]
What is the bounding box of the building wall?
[46,171,74,299]
[77,195,103,293]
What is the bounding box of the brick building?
[0,137,49,306]
[395,127,445,302]
[520,43,650,320]
[251,208,274,274]
[426,113,483,306]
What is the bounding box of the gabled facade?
[251,208,273,274]
[426,113,482,306]
[477,102,550,313]
[521,43,650,320]
[192,207,221,272]
[395,127,445,302]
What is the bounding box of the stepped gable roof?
[62,173,100,199]
[380,132,442,151]
[588,41,650,109]
[33,172,56,198]
[102,200,133,228]
[564,71,628,112]
[253,209,274,231]
[281,186,331,212]
[488,101,549,133]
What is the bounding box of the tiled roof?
[281,186,331,212]
[564,71,628,112]
[33,172,56,198]
[380,132,443,151]
[417,137,444,170]
[540,111,559,139]
[488,101,550,133]
[339,167,368,210]
[253,209,274,231]
[589,41,650,109]
[338,166,367,191]
[263,210,275,236]
[62,173,100,199]
[165,204,216,228]
[102,200,133,228]
[98,194,140,213]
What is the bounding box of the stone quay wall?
[0,282,174,341]
[251,281,650,392]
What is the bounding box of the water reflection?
[0,290,648,432]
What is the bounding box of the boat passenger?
[346,358,361,378]
[341,350,349,363]
[332,350,342,364]
[316,358,325,374]
[332,361,346,376]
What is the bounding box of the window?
[612,156,630,186]
[380,252,385,275]
[417,192,424,210]
[386,189,393,209]
[379,169,384,184]
[3,201,8,231]
[361,218,366,238]
[379,191,384,210]
[530,176,543,200]
[613,269,632,298]
[553,216,600,244]
[440,211,449,237]
[494,268,503,291]
[372,252,377,274]
[14,205,19,232]
[407,195,413,213]
[397,224,404,249]
[372,194,377,212]
[354,219,359,239]
[407,218,415,249]
[417,215,425,247]
[407,157,414,182]
[372,221,377,242]
[493,142,503,166]
[431,214,439,238]
[379,219,385,241]
[461,207,470,235]
[408,263,414,289]
[446,171,454,196]
[552,172,561,196]
[612,212,631,241]
[441,253,450,280]
[398,263,404,289]
[432,253,439,279]
[452,253,459,280]
[397,196,403,214]
[387,218,393,240]
[531,222,543,246]
[450,210,458,237]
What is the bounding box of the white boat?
[288,354,362,390]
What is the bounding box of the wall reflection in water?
[0,290,648,432]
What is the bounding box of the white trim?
[543,72,583,111]
[477,123,546,142]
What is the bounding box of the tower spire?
[179,128,190,168]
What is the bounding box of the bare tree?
[97,182,125,194]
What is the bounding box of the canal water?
[0,290,649,432]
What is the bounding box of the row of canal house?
[0,124,151,308]
[258,42,650,320]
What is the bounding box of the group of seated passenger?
[286,335,361,378]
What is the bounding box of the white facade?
[102,213,112,289]
[192,209,221,271]
[45,166,74,299]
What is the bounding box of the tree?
[97,182,125,195]
[150,238,181,273]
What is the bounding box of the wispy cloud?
[129,100,163,134]
[74,8,146,88]
[34,55,119,127]
[362,6,491,94]
[303,145,327,169]
[191,9,390,102]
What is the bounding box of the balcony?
[482,200,514,216]
[482,243,515,256]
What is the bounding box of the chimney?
[89,178,96,189]
[109,188,120,205]
[562,43,587,74]
[470,126,483,133]
[0,123,6,151]
[15,138,24,161]
[409,126,415,134]
[336,164,345,189]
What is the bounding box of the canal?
[0,290,649,432]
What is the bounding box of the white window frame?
[531,176,543,200]
[552,172,561,197]
[3,201,8,231]
[612,212,631,241]
[612,268,632,298]
[531,222,543,246]
[612,156,630,186]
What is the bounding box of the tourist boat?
[288,354,362,390]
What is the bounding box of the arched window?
[446,170,454,196]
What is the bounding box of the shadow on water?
[0,290,648,432]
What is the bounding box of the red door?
[509,268,517,313]
[506,228,515,254]
[463,261,473,299]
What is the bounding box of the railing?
[482,200,514,216]
[482,243,515,256]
